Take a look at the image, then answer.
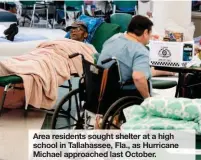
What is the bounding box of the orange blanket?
[0,39,96,109]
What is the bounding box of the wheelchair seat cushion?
[152,79,177,89]
[0,75,23,86]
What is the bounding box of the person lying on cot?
[65,21,96,50]
[0,21,97,110]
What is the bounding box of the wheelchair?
[51,53,144,129]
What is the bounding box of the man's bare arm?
[133,71,150,98]
[151,67,175,77]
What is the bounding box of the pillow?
[141,97,201,122]
[65,14,104,43]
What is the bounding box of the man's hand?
[133,71,150,98]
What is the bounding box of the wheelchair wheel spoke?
[56,112,69,119]
[74,93,81,119]
[57,112,78,122]
[110,123,120,129]
[51,88,81,129]
[57,124,76,129]
[68,114,78,122]
[56,124,77,130]
[101,97,140,129]
[67,97,72,113]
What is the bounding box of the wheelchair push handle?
[69,53,80,59]
[69,53,85,61]
[101,58,114,64]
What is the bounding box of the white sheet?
[0,25,6,38]
[0,28,66,56]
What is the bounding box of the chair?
[91,22,121,53]
[51,1,64,28]
[64,0,85,27]
[110,13,132,32]
[112,0,138,15]
[20,0,49,28]
[152,79,177,89]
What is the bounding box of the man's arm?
[133,71,150,98]
[132,49,151,98]
[151,67,175,77]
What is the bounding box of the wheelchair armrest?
[69,53,80,59]
[101,58,113,64]
[69,53,84,60]
[122,79,133,86]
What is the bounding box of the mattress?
[0,40,47,56]
[0,28,66,56]
[0,34,47,43]
[0,24,48,42]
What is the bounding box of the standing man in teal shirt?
[97,15,153,99]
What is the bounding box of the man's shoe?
[4,23,18,41]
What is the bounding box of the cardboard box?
[149,41,194,67]
[165,30,184,42]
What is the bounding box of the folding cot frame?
[0,73,178,117]
[0,75,73,116]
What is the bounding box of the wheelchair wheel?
[101,96,143,129]
[51,88,83,129]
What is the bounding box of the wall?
[152,1,192,38]
[192,11,201,37]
